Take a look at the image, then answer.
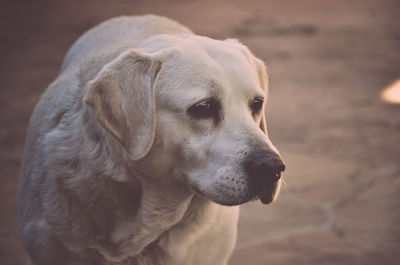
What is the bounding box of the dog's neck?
[90,179,211,263]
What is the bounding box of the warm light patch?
[381,79,400,103]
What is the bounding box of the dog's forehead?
[144,35,264,107]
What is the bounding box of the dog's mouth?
[257,179,281,205]
[190,174,281,206]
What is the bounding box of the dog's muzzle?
[244,152,285,204]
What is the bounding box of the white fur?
[18,15,281,265]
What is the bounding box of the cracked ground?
[1,0,399,264]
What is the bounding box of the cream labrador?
[18,15,285,265]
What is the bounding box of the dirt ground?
[1,0,399,264]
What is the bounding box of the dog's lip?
[259,190,274,204]
[258,178,280,204]
[191,183,206,197]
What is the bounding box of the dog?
[18,15,285,265]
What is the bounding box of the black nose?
[244,152,285,187]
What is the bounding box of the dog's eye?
[250,97,264,115]
[187,98,221,120]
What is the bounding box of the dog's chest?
[113,203,239,265]
[101,197,239,265]
[152,204,239,265]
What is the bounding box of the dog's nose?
[244,152,285,186]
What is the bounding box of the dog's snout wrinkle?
[244,152,285,186]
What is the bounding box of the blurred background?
[1,0,399,264]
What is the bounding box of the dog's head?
[85,35,285,206]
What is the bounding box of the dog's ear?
[253,57,269,135]
[84,49,161,160]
